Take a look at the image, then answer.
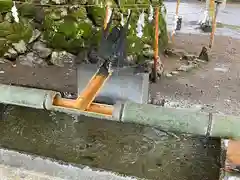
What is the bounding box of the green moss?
[18,3,36,18]
[0,18,32,55]
[58,18,78,37]
[0,20,32,42]
[69,7,87,20]
[65,38,85,53]
[0,21,12,37]
[0,38,8,56]
[43,13,91,53]
[48,33,68,49]
[77,22,92,39]
[217,22,240,30]
[158,11,168,49]
[0,14,3,22]
[0,0,167,59]
[46,32,85,54]
[86,6,105,26]
[0,0,12,13]
[89,28,102,46]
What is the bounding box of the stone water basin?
[0,104,222,179]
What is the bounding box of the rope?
[12,1,205,16]
[167,11,204,16]
[14,1,166,9]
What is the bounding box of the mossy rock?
[18,3,36,18]
[158,11,168,48]
[43,14,92,53]
[69,0,87,4]
[0,18,32,55]
[45,31,85,54]
[77,21,93,39]
[58,18,79,37]
[47,8,63,20]
[0,0,12,13]
[88,28,102,47]
[0,13,4,23]
[69,7,87,20]
[0,38,8,56]
[0,0,168,60]
[86,6,105,26]
[0,20,32,43]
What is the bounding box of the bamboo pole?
[152,6,159,83]
[103,4,109,30]
[209,0,217,48]
[73,4,111,111]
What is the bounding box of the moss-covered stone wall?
[0,0,168,65]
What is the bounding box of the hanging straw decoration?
[199,0,210,24]
[11,1,19,23]
[120,8,131,27]
[136,10,145,38]
[199,10,209,24]
[127,9,131,29]
[171,0,180,43]
[148,4,153,22]
[120,13,125,26]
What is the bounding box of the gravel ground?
[151,33,240,115]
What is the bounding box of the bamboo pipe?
[113,101,240,139]
[209,0,217,48]
[152,6,159,83]
[53,94,113,116]
[0,84,58,110]
[73,4,111,111]
[74,73,110,111]
[1,84,240,139]
[0,84,113,116]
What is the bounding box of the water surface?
[0,104,221,180]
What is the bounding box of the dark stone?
[198,46,209,61]
[176,16,182,31]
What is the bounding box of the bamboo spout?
[52,94,113,116]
